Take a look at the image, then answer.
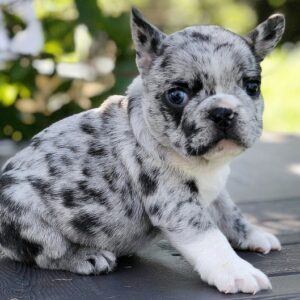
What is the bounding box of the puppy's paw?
[239,229,281,254]
[203,256,271,294]
[73,249,117,275]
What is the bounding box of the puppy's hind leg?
[19,215,117,274]
[0,214,68,264]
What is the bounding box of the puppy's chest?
[190,165,230,206]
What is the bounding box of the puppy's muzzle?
[208,107,236,130]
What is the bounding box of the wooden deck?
[0,132,299,299]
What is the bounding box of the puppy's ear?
[131,7,166,74]
[246,14,285,61]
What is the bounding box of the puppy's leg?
[0,213,116,274]
[144,195,271,294]
[208,190,281,254]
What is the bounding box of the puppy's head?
[130,8,285,160]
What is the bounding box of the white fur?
[239,227,282,254]
[170,229,271,294]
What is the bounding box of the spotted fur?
[0,8,284,294]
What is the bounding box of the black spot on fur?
[190,32,210,41]
[45,153,61,177]
[160,55,171,69]
[77,180,111,209]
[191,54,198,62]
[61,155,72,166]
[127,96,137,118]
[181,120,197,139]
[72,212,113,237]
[77,180,89,192]
[103,168,118,193]
[214,42,232,52]
[31,137,42,149]
[0,192,23,215]
[124,205,133,218]
[185,180,198,194]
[27,176,52,197]
[101,106,115,124]
[190,74,203,94]
[0,221,42,263]
[137,30,147,44]
[120,180,135,218]
[248,29,259,43]
[69,145,79,153]
[188,216,202,229]
[71,213,99,235]
[185,141,219,156]
[139,171,157,196]
[62,189,76,208]
[80,122,97,136]
[87,142,106,157]
[151,37,159,53]
[0,174,18,190]
[135,152,143,166]
[173,197,198,214]
[82,167,92,177]
[233,218,247,239]
[149,204,160,216]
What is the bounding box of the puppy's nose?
[208,107,235,129]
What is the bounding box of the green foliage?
[0,0,299,143]
[262,46,300,132]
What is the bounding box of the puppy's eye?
[166,88,189,107]
[244,80,260,97]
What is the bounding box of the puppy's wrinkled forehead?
[155,26,260,87]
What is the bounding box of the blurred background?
[0,0,299,145]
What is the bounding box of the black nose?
[208,107,235,129]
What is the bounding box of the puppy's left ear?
[246,14,285,61]
[131,7,166,74]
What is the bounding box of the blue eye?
[166,88,189,107]
[244,80,260,97]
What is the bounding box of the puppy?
[0,8,285,294]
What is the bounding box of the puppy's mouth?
[186,131,246,157]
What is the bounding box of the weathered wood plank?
[229,275,300,300]
[0,233,300,300]
[1,250,300,300]
[239,244,300,277]
[240,198,300,240]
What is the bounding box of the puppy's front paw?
[239,229,281,254]
[202,256,271,294]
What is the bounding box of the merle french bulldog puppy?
[0,8,285,294]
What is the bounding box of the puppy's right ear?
[245,14,285,61]
[131,7,166,74]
